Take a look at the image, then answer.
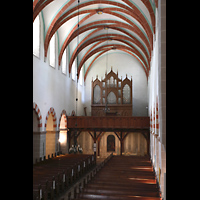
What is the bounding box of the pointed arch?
[69,33,150,76]
[78,44,148,80]
[33,0,156,79]
[43,0,154,59]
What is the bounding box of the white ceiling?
[33,0,157,80]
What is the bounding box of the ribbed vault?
[33,0,158,80]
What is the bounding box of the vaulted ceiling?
[33,0,158,80]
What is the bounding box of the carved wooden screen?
[91,69,132,116]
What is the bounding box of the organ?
[91,68,132,116]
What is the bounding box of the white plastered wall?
[33,13,85,132]
[84,52,148,116]
[148,1,166,198]
[33,14,85,162]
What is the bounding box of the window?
[33,14,40,57]
[49,34,55,68]
[62,48,67,74]
[71,60,76,81]
[79,67,83,86]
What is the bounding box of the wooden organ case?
[91,69,132,116]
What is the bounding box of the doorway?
[46,113,56,158]
[59,114,68,154]
[107,135,115,152]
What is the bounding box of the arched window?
[79,67,83,86]
[49,34,55,68]
[123,84,131,104]
[107,92,116,104]
[62,48,67,74]
[33,14,40,58]
[107,135,115,152]
[72,60,76,80]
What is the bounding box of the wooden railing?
[67,116,150,130]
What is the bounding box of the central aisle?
[77,156,162,200]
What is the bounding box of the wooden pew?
[33,154,96,200]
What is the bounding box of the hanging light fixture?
[97,10,103,15]
[75,0,80,130]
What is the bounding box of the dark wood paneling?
[67,116,150,130]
